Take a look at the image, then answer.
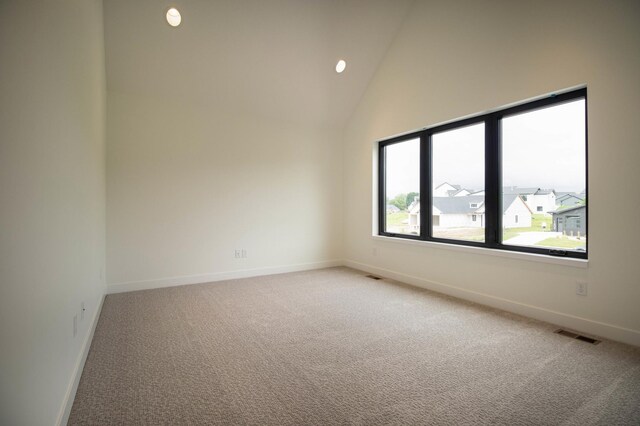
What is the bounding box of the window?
[378,88,587,259]
[432,123,485,242]
[380,138,420,237]
[502,97,586,252]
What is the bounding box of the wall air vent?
[555,329,601,345]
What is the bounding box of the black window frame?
[378,88,587,259]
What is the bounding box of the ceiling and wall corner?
[104,0,413,289]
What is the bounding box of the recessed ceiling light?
[336,60,346,73]
[166,7,181,27]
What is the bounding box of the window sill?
[371,235,588,268]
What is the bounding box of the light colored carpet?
[69,267,640,425]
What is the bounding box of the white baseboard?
[108,257,640,346]
[56,293,105,426]
[107,260,343,294]
[344,259,640,347]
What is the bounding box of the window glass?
[432,123,485,242]
[501,99,586,252]
[383,138,420,235]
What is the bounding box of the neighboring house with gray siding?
[552,205,587,236]
[555,192,584,208]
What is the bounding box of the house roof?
[435,182,461,191]
[503,187,555,196]
[432,196,484,215]
[534,189,556,195]
[552,205,586,216]
[410,194,527,215]
[447,188,471,197]
[556,193,584,201]
[502,194,531,214]
[503,186,540,195]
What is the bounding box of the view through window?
[501,99,586,252]
[383,138,420,235]
[377,89,587,258]
[432,123,485,242]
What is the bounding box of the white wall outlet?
[576,281,588,296]
[234,249,242,258]
[73,315,78,337]
[241,249,247,258]
[81,302,85,320]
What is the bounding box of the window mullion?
[485,116,499,247]
[378,143,386,235]
[420,131,431,240]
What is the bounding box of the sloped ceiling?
[104,0,413,128]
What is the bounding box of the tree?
[389,193,407,211]
[406,192,419,208]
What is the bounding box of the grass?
[535,236,586,249]
[386,211,408,228]
[385,213,584,247]
[502,214,552,241]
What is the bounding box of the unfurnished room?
[1,0,640,425]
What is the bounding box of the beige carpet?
[69,267,640,425]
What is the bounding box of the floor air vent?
[365,275,382,280]
[555,329,601,345]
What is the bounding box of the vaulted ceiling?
[104,0,413,128]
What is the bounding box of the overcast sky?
[385,98,586,198]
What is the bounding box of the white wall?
[0,1,106,425]
[344,0,640,344]
[504,200,532,229]
[526,193,555,215]
[106,92,343,290]
[439,214,476,228]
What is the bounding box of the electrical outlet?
[234,249,242,258]
[81,302,85,320]
[576,281,588,296]
[242,249,247,258]
[73,315,78,337]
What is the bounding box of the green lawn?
[535,236,586,249]
[386,211,408,227]
[502,214,552,241]
[385,213,585,248]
